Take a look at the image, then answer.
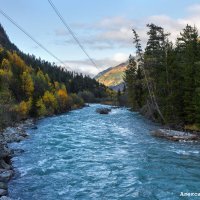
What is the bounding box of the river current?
[8,104,200,199]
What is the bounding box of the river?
[8,104,200,200]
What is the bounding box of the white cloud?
[63,61,99,76]
[62,52,129,77]
[97,16,134,30]
[97,27,132,44]
[55,3,200,76]
[54,4,200,50]
[112,53,128,63]
[54,16,134,49]
[187,4,200,13]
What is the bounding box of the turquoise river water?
[8,104,200,200]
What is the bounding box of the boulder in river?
[0,182,7,190]
[0,196,12,200]
[17,128,29,138]
[0,170,14,183]
[10,149,25,157]
[0,160,11,171]
[0,190,7,197]
[151,129,200,142]
[0,145,10,159]
[96,108,111,114]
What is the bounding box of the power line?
[0,8,72,71]
[48,0,98,69]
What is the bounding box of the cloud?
[96,16,134,30]
[53,3,200,76]
[54,16,134,49]
[62,52,129,77]
[97,27,132,44]
[112,53,128,63]
[54,9,200,52]
[187,4,200,13]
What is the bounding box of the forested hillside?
[124,24,200,130]
[0,24,109,129]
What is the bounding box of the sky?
[1,0,200,77]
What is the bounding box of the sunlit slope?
[95,62,128,87]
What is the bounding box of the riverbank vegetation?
[0,24,110,130]
[124,24,200,131]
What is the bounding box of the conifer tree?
[176,25,199,124]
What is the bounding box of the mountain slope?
[0,23,109,128]
[95,61,128,89]
[0,24,18,51]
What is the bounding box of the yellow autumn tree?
[56,89,68,111]
[7,51,28,72]
[16,98,32,119]
[18,101,28,118]
[45,73,52,88]
[0,69,13,103]
[36,98,47,116]
[54,81,60,91]
[21,71,34,98]
[42,91,57,115]
[36,70,46,82]
[1,58,11,71]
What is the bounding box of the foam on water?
[8,104,200,200]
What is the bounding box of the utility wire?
[0,8,72,71]
[48,0,98,69]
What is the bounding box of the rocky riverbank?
[0,119,35,199]
[151,129,200,142]
[139,103,200,141]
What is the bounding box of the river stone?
[151,129,200,141]
[0,189,7,196]
[0,145,10,159]
[10,149,25,156]
[0,135,5,144]
[18,131,28,137]
[0,196,12,200]
[7,134,24,143]
[0,182,7,190]
[2,127,26,143]
[0,170,13,182]
[15,136,25,142]
[31,126,38,130]
[16,128,29,137]
[0,160,11,170]
[96,108,111,114]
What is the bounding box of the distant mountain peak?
[95,61,128,91]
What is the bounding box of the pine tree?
[124,55,144,109]
[176,25,199,124]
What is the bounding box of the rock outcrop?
[96,108,111,114]
[151,129,200,142]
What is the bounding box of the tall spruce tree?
[124,55,139,108]
[125,23,200,128]
[176,25,199,124]
[145,24,171,120]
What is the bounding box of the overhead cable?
[0,8,72,71]
[48,0,98,68]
